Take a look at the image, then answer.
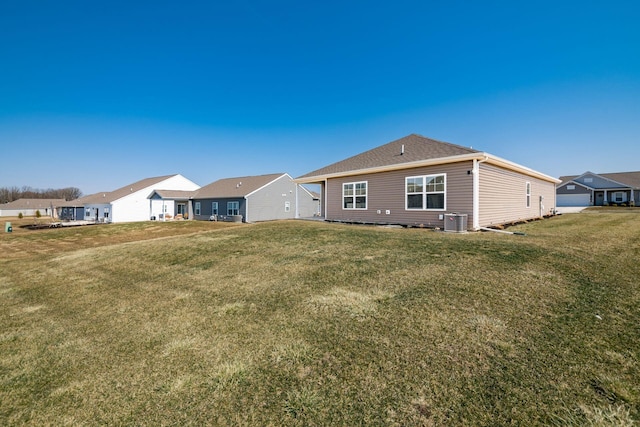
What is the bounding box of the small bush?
[18,212,23,219]
[35,210,41,218]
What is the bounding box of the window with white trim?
[526,182,531,208]
[104,207,109,218]
[195,202,201,215]
[211,202,218,215]
[406,174,446,210]
[343,181,367,209]
[227,201,239,215]
[284,201,291,212]
[567,185,575,190]
[614,192,624,203]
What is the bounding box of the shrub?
[35,210,41,218]
[18,212,23,219]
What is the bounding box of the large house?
[190,173,318,222]
[295,134,560,230]
[60,174,200,223]
[556,171,640,207]
[0,198,66,218]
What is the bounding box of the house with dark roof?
[295,134,560,230]
[556,171,640,207]
[190,173,318,222]
[0,198,66,218]
[59,174,200,223]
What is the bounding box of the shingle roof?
[297,134,479,180]
[59,175,183,206]
[1,198,66,209]
[106,174,178,202]
[194,173,287,198]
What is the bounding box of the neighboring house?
[0,198,65,218]
[294,134,560,230]
[60,174,200,223]
[556,171,640,207]
[190,173,317,222]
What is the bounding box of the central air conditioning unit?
[444,213,468,233]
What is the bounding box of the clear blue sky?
[1,1,638,195]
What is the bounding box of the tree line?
[0,186,83,204]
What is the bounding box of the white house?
[61,174,200,223]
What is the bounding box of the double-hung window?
[406,174,446,210]
[195,202,201,215]
[343,181,367,209]
[211,202,218,216]
[526,182,531,208]
[227,201,239,216]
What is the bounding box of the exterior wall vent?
[444,213,468,232]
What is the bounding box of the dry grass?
[1,212,639,425]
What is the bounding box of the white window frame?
[526,182,531,208]
[284,201,291,212]
[227,201,239,216]
[343,181,367,210]
[567,185,575,190]
[104,207,109,218]
[211,202,218,215]
[195,202,201,215]
[405,174,446,211]
[614,192,625,203]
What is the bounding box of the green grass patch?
[1,214,639,425]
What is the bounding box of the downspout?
[323,179,328,219]
[472,156,489,230]
[295,184,299,219]
[244,196,249,222]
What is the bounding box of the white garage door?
[557,193,591,207]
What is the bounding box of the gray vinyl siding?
[246,175,296,222]
[556,183,591,194]
[192,198,246,221]
[325,161,474,227]
[479,163,556,227]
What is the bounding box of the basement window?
[406,174,446,210]
[343,181,367,209]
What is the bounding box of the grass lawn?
[1,213,639,425]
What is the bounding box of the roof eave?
[295,152,561,184]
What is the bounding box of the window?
[85,209,91,217]
[227,201,239,216]
[284,201,291,212]
[584,177,593,183]
[104,207,109,218]
[343,181,367,209]
[567,185,575,190]
[406,174,445,210]
[614,192,624,203]
[195,202,201,215]
[211,202,218,215]
[526,182,531,208]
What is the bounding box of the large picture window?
[343,181,367,209]
[406,174,446,210]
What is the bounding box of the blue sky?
[1,1,638,195]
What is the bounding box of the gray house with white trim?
[557,171,640,207]
[191,173,318,222]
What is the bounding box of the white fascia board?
[245,173,290,198]
[294,153,560,184]
[482,154,562,183]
